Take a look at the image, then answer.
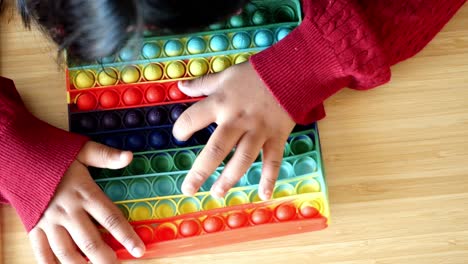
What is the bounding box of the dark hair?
[17,0,247,61]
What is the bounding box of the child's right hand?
[28,142,145,264]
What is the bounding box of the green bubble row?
[95,130,316,179]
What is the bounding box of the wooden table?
[1,2,468,264]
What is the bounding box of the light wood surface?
[1,1,468,263]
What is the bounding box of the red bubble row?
[103,201,321,250]
[69,81,203,113]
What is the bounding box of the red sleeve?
[250,0,466,124]
[0,76,89,232]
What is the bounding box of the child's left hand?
[173,62,295,201]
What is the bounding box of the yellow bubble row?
[71,53,253,89]
[119,191,328,223]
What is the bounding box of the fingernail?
[211,185,225,198]
[132,246,145,258]
[178,80,189,88]
[182,184,196,196]
[261,189,272,201]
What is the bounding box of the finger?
[181,125,244,196]
[77,141,133,169]
[66,210,120,264]
[82,185,145,258]
[29,228,58,264]
[178,72,223,97]
[172,97,216,141]
[211,132,264,198]
[258,139,285,200]
[46,225,87,264]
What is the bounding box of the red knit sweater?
[0,0,465,232]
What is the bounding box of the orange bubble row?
[103,198,324,250]
[69,81,201,112]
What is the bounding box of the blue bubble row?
[70,104,193,134]
[94,125,215,152]
[68,25,295,70]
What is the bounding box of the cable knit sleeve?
[250,0,466,124]
[0,77,89,232]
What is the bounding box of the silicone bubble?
[173,150,196,171]
[152,175,176,196]
[134,225,154,244]
[209,35,229,52]
[273,183,296,198]
[187,37,207,54]
[251,207,273,224]
[104,181,127,201]
[276,27,292,41]
[179,219,201,237]
[234,53,250,64]
[120,66,141,84]
[123,109,144,128]
[154,199,177,219]
[143,63,163,81]
[125,134,146,151]
[99,90,120,108]
[188,59,209,76]
[164,40,184,56]
[127,156,150,175]
[74,70,96,89]
[177,197,201,214]
[229,14,246,27]
[150,153,174,173]
[290,135,314,155]
[142,42,161,59]
[130,202,153,221]
[97,68,118,86]
[227,211,248,228]
[100,112,121,130]
[254,29,274,47]
[274,203,297,221]
[296,179,321,194]
[201,195,224,210]
[75,93,97,111]
[275,5,296,22]
[225,191,249,206]
[145,85,166,103]
[211,56,231,73]
[247,164,262,185]
[203,215,224,233]
[165,61,186,79]
[232,32,251,49]
[156,223,177,241]
[252,9,269,25]
[293,156,317,176]
[148,130,170,149]
[146,106,168,125]
[119,46,138,61]
[168,84,187,100]
[129,178,152,199]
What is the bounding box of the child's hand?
[28,142,145,264]
[173,62,295,201]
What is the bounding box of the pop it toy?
[66,0,329,260]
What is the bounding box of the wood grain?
[1,1,467,264]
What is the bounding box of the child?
[0,0,465,263]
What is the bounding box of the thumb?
[76,141,133,169]
[178,72,223,97]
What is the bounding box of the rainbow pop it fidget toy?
[65,0,330,259]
